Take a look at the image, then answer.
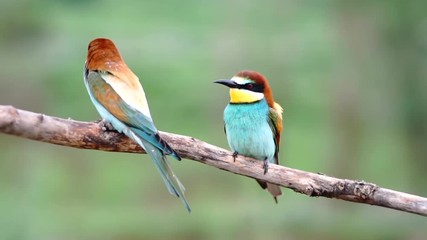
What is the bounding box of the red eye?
[247,84,254,89]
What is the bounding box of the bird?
[83,38,190,212]
[214,70,283,202]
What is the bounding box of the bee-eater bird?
[84,38,190,212]
[214,70,283,202]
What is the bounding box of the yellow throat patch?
[229,88,264,103]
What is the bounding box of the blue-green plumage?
[84,70,190,212]
[224,99,276,163]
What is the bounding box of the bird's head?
[214,70,275,106]
[86,38,125,72]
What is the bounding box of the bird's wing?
[268,102,283,164]
[102,69,153,119]
[85,70,179,156]
[86,70,156,130]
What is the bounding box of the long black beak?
[214,79,238,88]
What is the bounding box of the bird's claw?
[232,151,238,162]
[98,119,114,131]
[263,158,269,175]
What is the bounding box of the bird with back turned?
[84,38,190,212]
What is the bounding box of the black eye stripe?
[237,83,264,93]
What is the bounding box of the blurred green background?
[0,0,426,239]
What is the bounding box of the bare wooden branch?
[0,105,426,216]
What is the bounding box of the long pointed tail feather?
[126,128,191,212]
[142,140,191,212]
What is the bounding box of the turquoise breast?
[224,99,275,162]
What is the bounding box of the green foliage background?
[0,1,426,239]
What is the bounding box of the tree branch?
[0,105,426,216]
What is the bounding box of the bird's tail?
[256,180,282,203]
[130,127,181,161]
[127,129,191,212]
[151,132,181,161]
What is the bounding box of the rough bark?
[0,105,426,216]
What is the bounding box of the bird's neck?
[229,88,264,104]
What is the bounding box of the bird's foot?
[232,151,238,162]
[263,158,269,175]
[98,119,115,131]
